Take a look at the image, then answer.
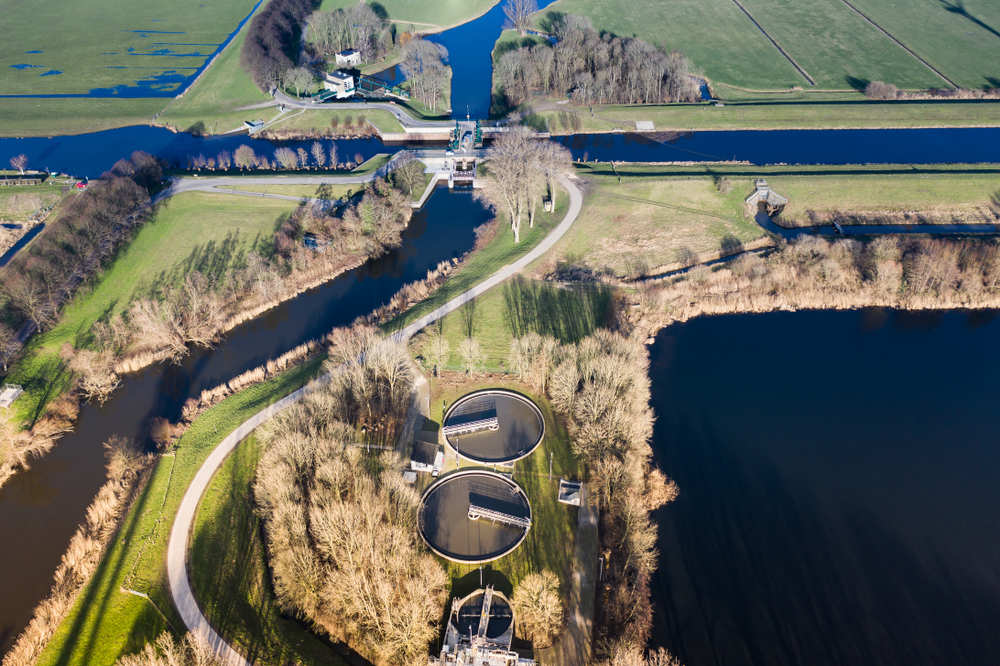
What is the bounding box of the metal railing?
[468,504,531,530]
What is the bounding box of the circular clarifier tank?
[442,390,544,464]
[418,470,532,564]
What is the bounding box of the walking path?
[166,175,583,665]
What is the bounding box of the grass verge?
[36,356,325,666]
[190,432,349,665]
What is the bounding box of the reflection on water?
[647,310,1000,666]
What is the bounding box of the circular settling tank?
[418,470,532,563]
[442,390,544,464]
[454,590,514,640]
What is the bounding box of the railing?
[442,416,498,437]
[468,504,531,530]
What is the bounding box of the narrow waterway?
[0,186,489,653]
[647,309,1000,666]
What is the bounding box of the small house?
[0,384,24,409]
[410,440,444,475]
[323,71,355,99]
[335,49,362,67]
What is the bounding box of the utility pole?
[549,452,553,480]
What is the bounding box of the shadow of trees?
[940,0,1000,39]
[501,277,614,344]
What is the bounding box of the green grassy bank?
[36,356,324,666]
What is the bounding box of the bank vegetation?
[255,328,446,666]
[627,236,1000,340]
[507,330,679,656]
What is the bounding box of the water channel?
[2,0,1000,660]
[647,309,1000,665]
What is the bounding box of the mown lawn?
[0,98,168,138]
[36,356,325,666]
[4,192,297,426]
[415,280,615,371]
[426,379,583,609]
[383,187,570,333]
[191,433,349,665]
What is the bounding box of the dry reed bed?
[0,392,79,491]
[777,205,1000,229]
[2,446,155,666]
[626,236,1000,340]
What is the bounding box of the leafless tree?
[511,570,564,647]
[70,348,121,404]
[458,336,485,376]
[216,150,232,170]
[274,147,298,169]
[503,0,538,35]
[424,326,450,376]
[392,158,425,195]
[234,145,257,170]
[0,323,19,371]
[311,141,327,168]
[9,154,28,174]
[285,66,314,97]
[865,81,900,100]
[306,4,391,61]
[115,631,227,666]
[400,38,449,112]
[297,147,309,168]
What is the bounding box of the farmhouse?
[335,49,362,67]
[323,70,356,99]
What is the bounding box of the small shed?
[411,440,444,475]
[558,479,583,506]
[323,71,356,99]
[0,384,24,409]
[335,49,362,67]
[244,119,265,134]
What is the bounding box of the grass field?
[319,0,499,31]
[416,280,615,370]
[0,0,259,96]
[191,434,349,666]
[36,356,325,666]
[547,169,768,278]
[213,183,363,199]
[534,0,1000,93]
[0,184,69,220]
[426,379,583,613]
[4,192,296,426]
[0,98,168,138]
[382,187,570,333]
[524,97,1000,132]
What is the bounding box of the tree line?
[494,14,700,109]
[306,3,391,62]
[254,328,446,666]
[400,38,449,113]
[477,128,572,243]
[241,0,316,92]
[502,330,680,658]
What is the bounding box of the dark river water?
[0,186,489,653]
[647,309,1000,666]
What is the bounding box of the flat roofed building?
[335,49,362,67]
[411,440,445,475]
[324,70,356,99]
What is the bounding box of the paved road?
[166,175,583,665]
[271,90,452,130]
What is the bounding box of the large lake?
[647,309,1000,666]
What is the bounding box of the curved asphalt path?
[271,90,452,130]
[166,175,582,664]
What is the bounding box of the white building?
[323,71,356,99]
[411,440,444,475]
[335,49,362,67]
[430,587,535,666]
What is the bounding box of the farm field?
[319,0,499,31]
[533,0,1000,92]
[0,184,68,220]
[0,0,259,97]
[535,0,803,90]
[847,0,1000,89]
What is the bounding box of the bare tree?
[0,323,19,371]
[400,38,449,112]
[511,570,564,647]
[458,336,486,376]
[311,141,327,168]
[424,326,450,376]
[9,154,28,174]
[115,631,227,666]
[70,348,121,404]
[274,147,298,169]
[297,146,309,168]
[285,66,314,97]
[234,145,257,170]
[392,158,425,195]
[865,80,899,100]
[503,0,538,36]
[216,150,232,170]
